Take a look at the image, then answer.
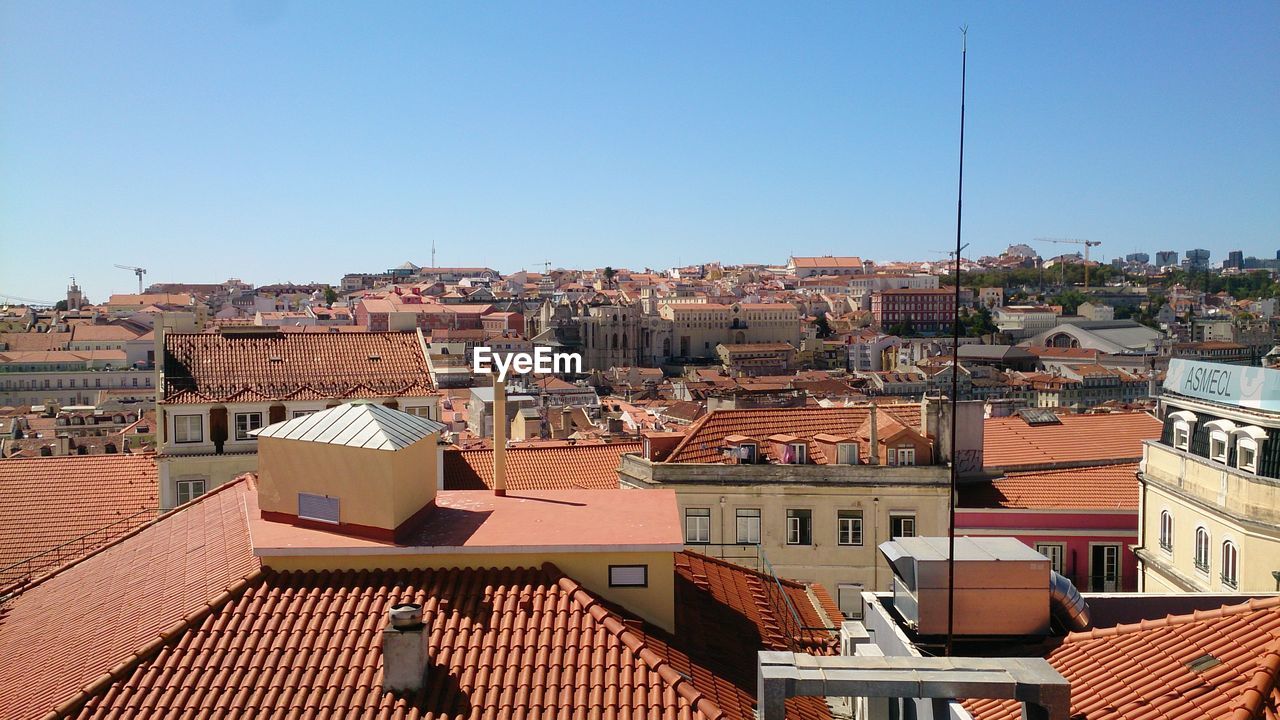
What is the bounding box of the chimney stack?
[492,378,507,496]
[868,406,880,465]
[382,603,428,693]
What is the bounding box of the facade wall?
[957,509,1138,592]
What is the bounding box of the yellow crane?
[1035,238,1102,291]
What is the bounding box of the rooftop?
[253,401,445,451]
[443,442,638,491]
[162,330,435,403]
[983,411,1160,470]
[0,454,159,587]
[958,462,1140,511]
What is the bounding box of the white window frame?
[1205,419,1237,464]
[403,406,434,418]
[895,447,917,466]
[789,443,808,465]
[1036,543,1065,574]
[234,412,264,441]
[1221,540,1239,589]
[1194,526,1211,574]
[1233,426,1266,474]
[836,443,859,465]
[1168,410,1196,451]
[175,478,207,505]
[174,414,203,444]
[890,513,916,539]
[737,443,758,464]
[786,509,812,545]
[1159,510,1173,553]
[292,409,318,419]
[685,507,711,545]
[736,508,761,545]
[837,510,863,546]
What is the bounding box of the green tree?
[813,313,833,339]
[54,300,68,311]
[964,306,996,337]
[324,287,338,304]
[1050,290,1089,315]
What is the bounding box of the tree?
[324,287,338,304]
[964,306,996,337]
[54,300,68,311]
[887,318,916,337]
[602,267,616,284]
[1050,289,1089,315]
[814,313,833,339]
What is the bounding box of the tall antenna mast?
[946,24,967,659]
[431,239,437,269]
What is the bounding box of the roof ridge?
[1069,595,1280,641]
[542,562,728,720]
[1230,644,1280,720]
[1,475,253,601]
[49,568,267,719]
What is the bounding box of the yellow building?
[660,302,801,360]
[1137,360,1280,593]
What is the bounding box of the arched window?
[1221,541,1239,589]
[1168,410,1197,451]
[1233,426,1267,474]
[1159,510,1173,552]
[1194,527,1211,573]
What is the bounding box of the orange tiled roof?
[162,330,434,403]
[958,462,1139,510]
[983,412,1160,470]
[965,596,1280,720]
[442,442,639,490]
[667,405,923,463]
[0,479,260,718]
[0,454,159,587]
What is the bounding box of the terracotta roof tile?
[443,442,637,490]
[0,454,159,587]
[162,330,434,402]
[667,405,923,464]
[958,463,1139,510]
[0,479,260,718]
[983,412,1161,470]
[965,596,1280,720]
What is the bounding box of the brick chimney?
[382,603,428,693]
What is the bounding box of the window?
[837,583,864,619]
[1238,442,1258,473]
[1221,541,1239,589]
[404,406,434,418]
[1169,410,1196,451]
[838,511,863,546]
[736,443,758,464]
[298,493,340,524]
[1194,527,1211,573]
[736,508,761,544]
[175,478,206,505]
[1036,543,1065,574]
[685,508,711,544]
[890,514,916,539]
[234,412,264,441]
[789,443,808,464]
[292,410,317,418]
[786,509,812,545]
[836,443,859,465]
[608,565,648,587]
[894,447,917,466]
[1205,419,1236,464]
[1159,510,1173,552]
[174,415,203,443]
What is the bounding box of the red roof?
[667,405,923,464]
[958,462,1139,510]
[0,479,260,717]
[443,442,638,490]
[0,454,159,587]
[983,412,1161,470]
[162,330,435,403]
[966,596,1280,720]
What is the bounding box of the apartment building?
[0,350,153,407]
[870,289,956,335]
[1138,359,1280,593]
[156,326,437,508]
[786,255,864,277]
[618,400,981,613]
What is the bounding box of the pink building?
[957,463,1139,592]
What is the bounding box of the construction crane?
[1035,238,1101,291]
[115,264,147,293]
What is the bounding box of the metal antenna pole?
[946,24,967,659]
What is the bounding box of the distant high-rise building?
[1185,248,1211,272]
[1155,251,1179,268]
[1125,252,1150,265]
[1225,250,1244,269]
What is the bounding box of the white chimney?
[492,379,507,496]
[382,603,428,693]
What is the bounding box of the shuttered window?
[298,493,340,524]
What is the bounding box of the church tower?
[66,277,83,310]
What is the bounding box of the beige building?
[661,302,801,360]
[1137,359,1280,593]
[156,326,438,509]
[618,400,980,616]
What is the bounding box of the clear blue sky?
[2,1,1277,303]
